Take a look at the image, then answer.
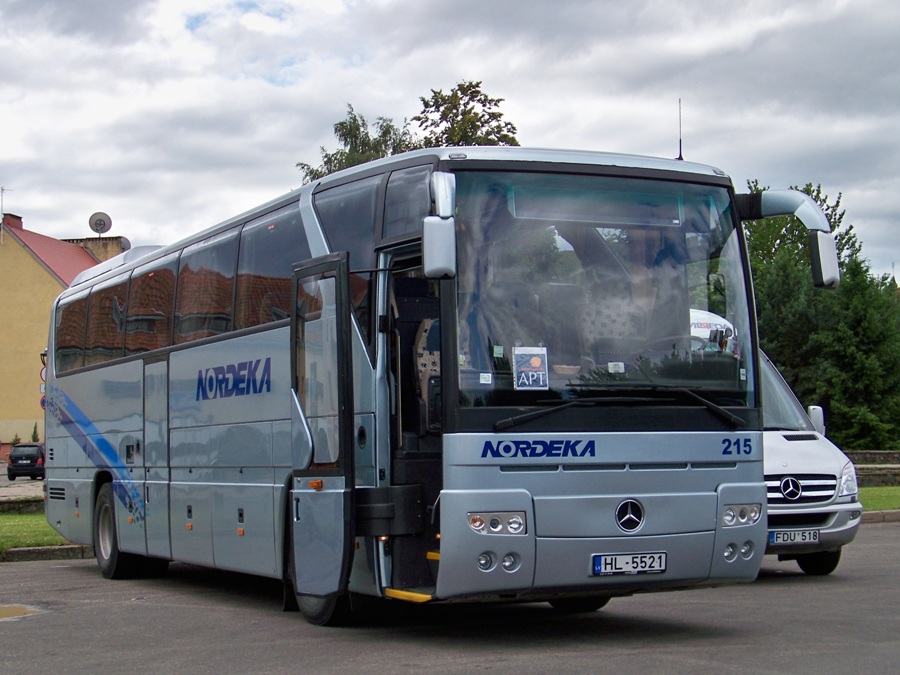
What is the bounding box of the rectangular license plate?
[769,529,819,544]
[592,552,666,576]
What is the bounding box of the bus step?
[384,587,434,604]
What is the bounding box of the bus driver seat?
[579,282,646,369]
[414,318,441,432]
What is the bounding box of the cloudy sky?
[2,0,898,277]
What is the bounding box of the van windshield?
[453,170,756,409]
[760,354,814,431]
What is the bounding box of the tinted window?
[84,277,128,366]
[314,175,381,343]
[55,293,88,374]
[175,229,240,344]
[314,175,380,271]
[126,253,178,355]
[235,204,311,330]
[383,165,431,240]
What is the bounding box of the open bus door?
[288,252,355,622]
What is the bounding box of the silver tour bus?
[44,147,839,624]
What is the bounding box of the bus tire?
[297,593,351,626]
[93,482,141,579]
[796,549,841,576]
[548,596,611,613]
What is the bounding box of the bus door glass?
[289,252,356,597]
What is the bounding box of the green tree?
[296,104,420,183]
[746,183,900,449]
[297,81,520,181]
[31,423,39,443]
[413,80,519,147]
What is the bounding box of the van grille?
[48,486,67,501]
[765,473,837,505]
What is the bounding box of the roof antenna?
[676,98,684,161]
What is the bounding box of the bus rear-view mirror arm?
[736,190,840,290]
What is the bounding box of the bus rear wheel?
[93,482,143,579]
[548,596,611,613]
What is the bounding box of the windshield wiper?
[565,383,745,429]
[494,395,658,432]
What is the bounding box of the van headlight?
[839,462,858,497]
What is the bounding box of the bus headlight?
[468,512,528,535]
[721,503,762,528]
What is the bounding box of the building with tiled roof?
[0,213,127,455]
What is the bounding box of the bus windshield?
[454,170,754,408]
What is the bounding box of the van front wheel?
[796,549,841,576]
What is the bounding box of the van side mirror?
[807,405,826,436]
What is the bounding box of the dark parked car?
[6,443,45,480]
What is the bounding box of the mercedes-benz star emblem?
[615,499,644,532]
[780,477,802,501]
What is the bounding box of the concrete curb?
[860,509,900,524]
[1,545,94,563]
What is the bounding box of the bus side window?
[55,293,88,373]
[314,175,381,344]
[84,277,128,366]
[235,204,310,330]
[174,229,240,344]
[125,253,178,355]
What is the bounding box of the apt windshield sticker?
[513,346,549,390]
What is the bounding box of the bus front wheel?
[297,593,351,626]
[548,596,611,613]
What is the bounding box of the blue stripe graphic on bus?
[196,357,272,401]
[45,386,145,521]
[481,439,596,458]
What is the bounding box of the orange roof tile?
[5,226,98,286]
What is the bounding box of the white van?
[760,352,863,575]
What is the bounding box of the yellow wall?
[0,232,64,444]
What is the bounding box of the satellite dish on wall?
[89,211,112,235]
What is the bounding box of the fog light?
[507,515,525,534]
[740,541,754,559]
[477,552,494,571]
[723,508,736,526]
[501,553,520,572]
[469,515,486,533]
[749,504,761,522]
[723,543,737,562]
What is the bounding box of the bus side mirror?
[423,216,457,278]
[424,172,457,279]
[807,405,826,436]
[809,230,840,289]
[736,190,841,289]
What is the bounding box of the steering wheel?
[646,334,708,351]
